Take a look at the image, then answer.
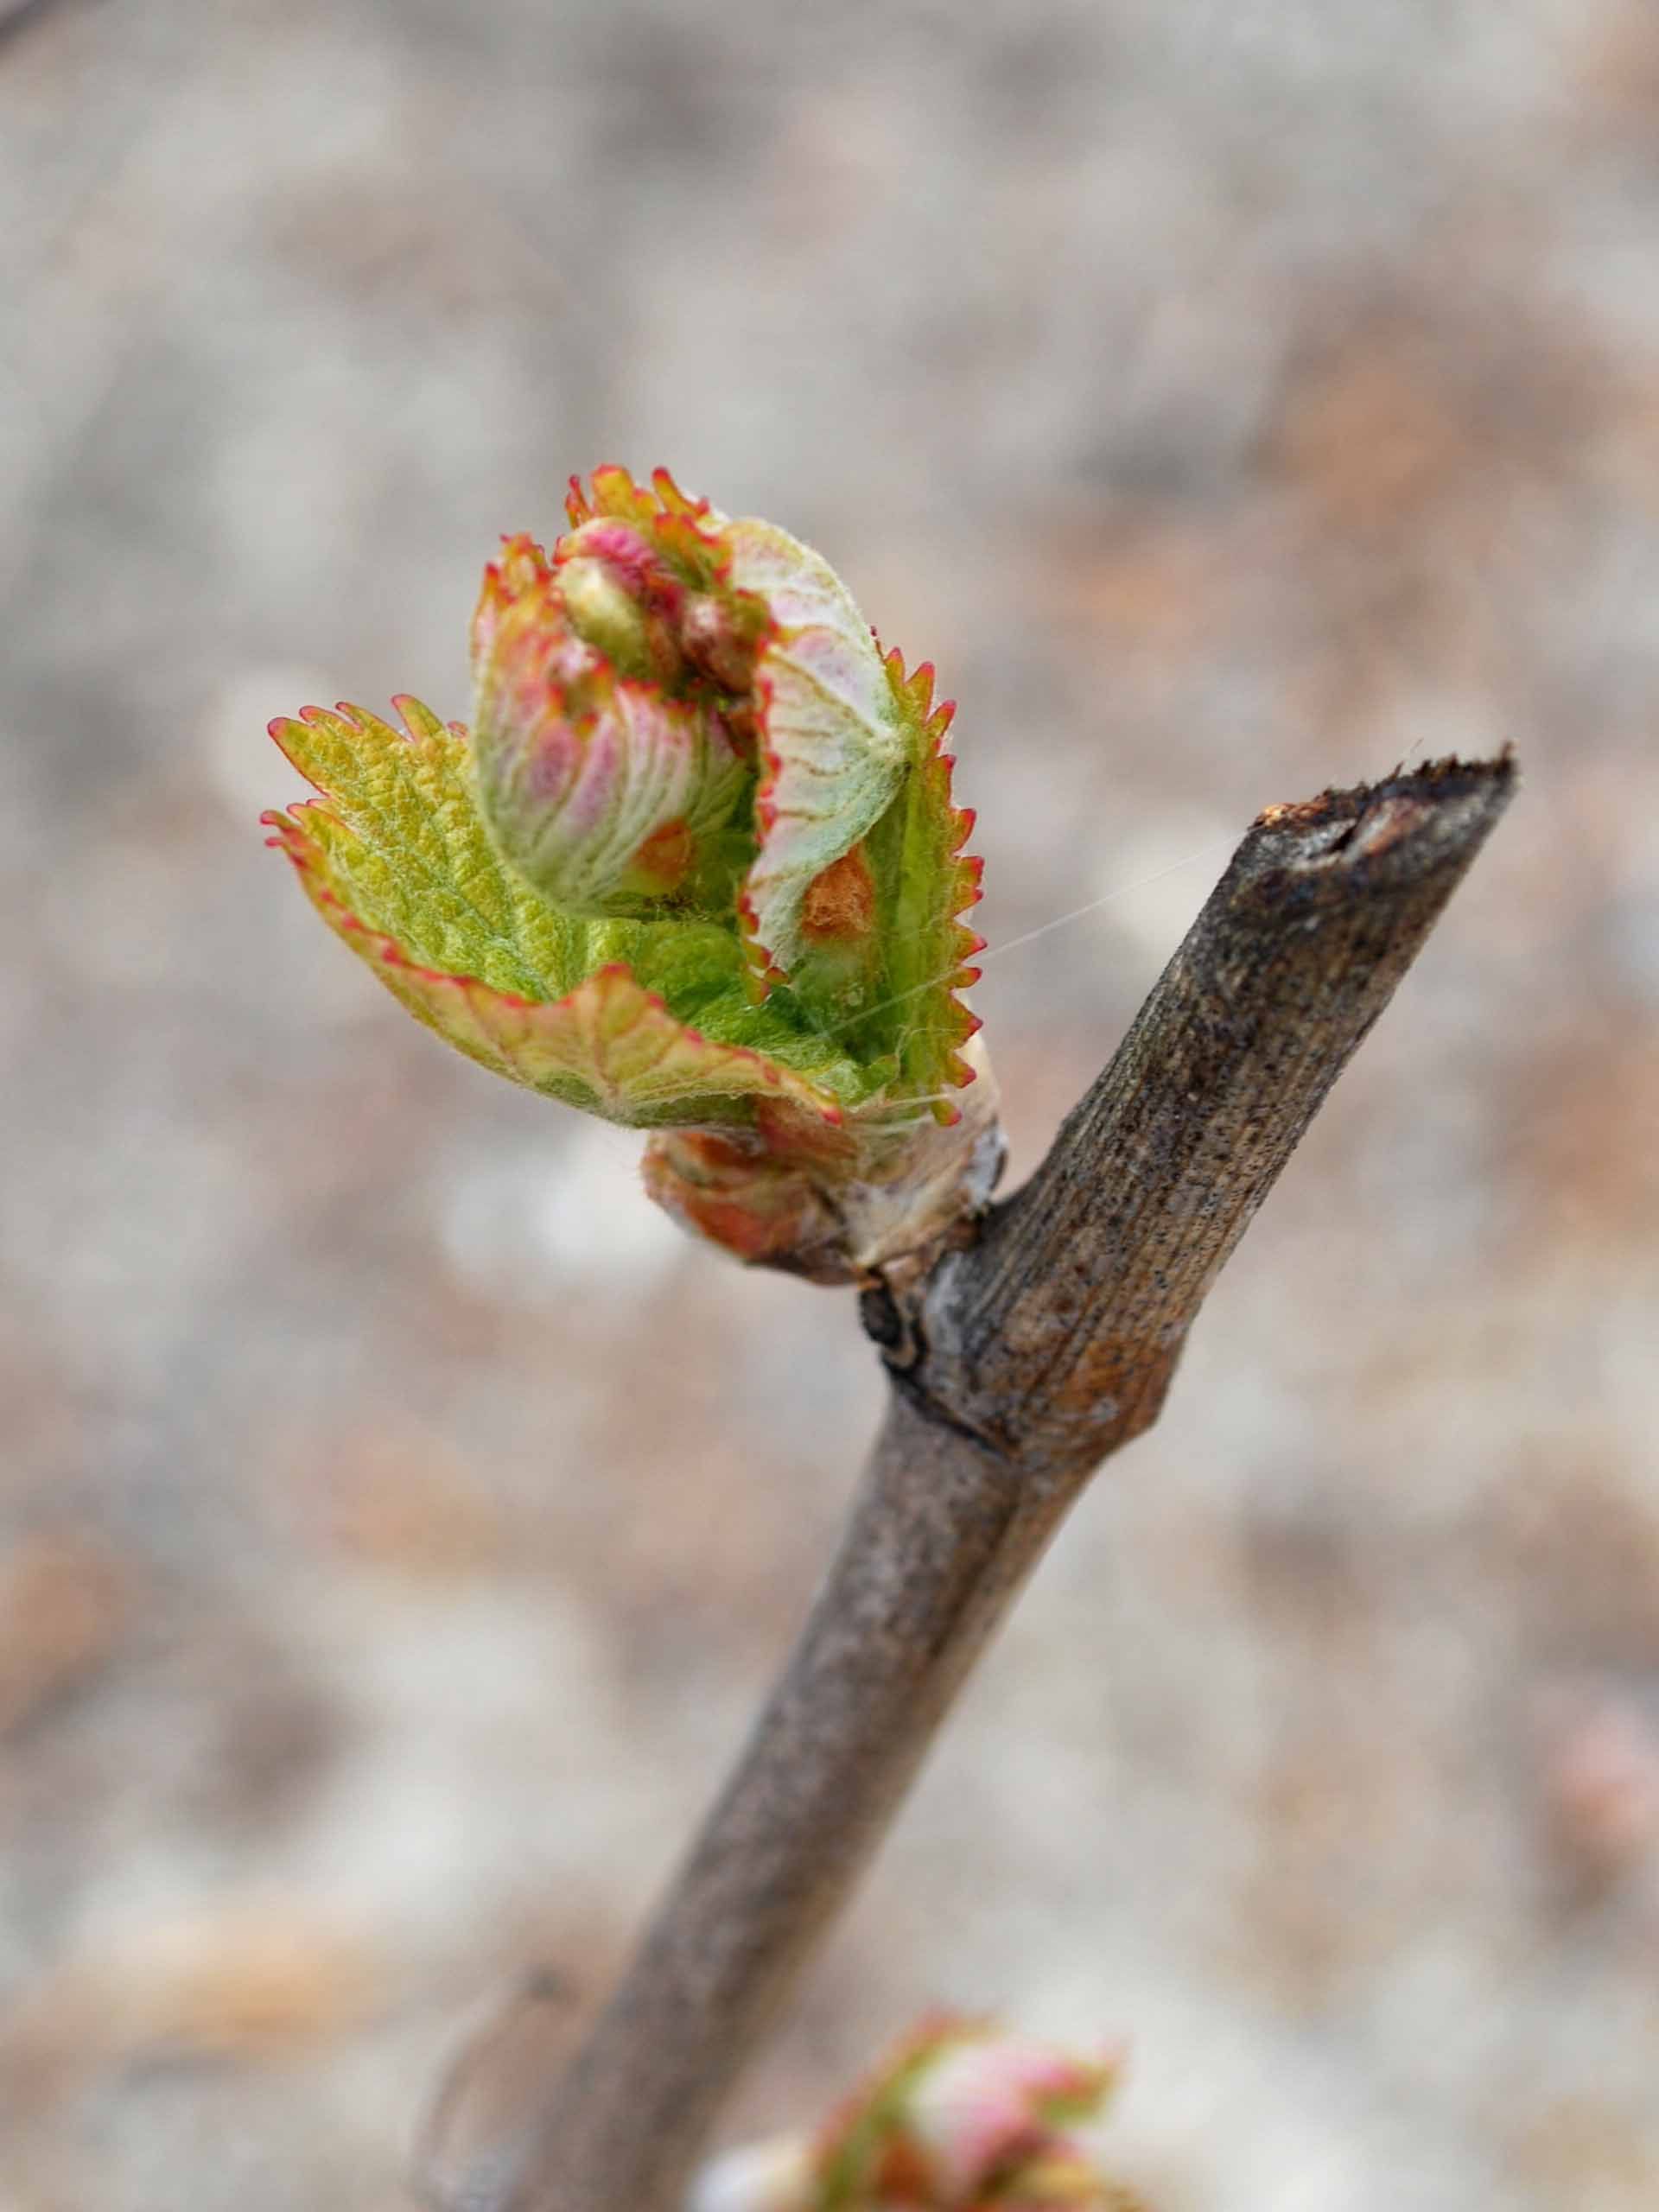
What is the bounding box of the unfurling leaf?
[690,2017,1147,2211]
[264,468,1000,1279]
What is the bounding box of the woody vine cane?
[261,467,1515,2210]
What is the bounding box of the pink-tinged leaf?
[470,532,556,671]
[721,516,908,999]
[557,468,770,693]
[471,553,747,917]
[692,2015,1139,2212]
[904,2030,1118,2197]
[566,461,717,538]
[812,2016,1125,2209]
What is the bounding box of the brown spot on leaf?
[626,816,696,895]
[801,843,876,941]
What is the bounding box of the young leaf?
[264,470,998,1277]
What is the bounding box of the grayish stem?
[419,755,1516,2212]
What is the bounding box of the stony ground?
[3,3,1658,2206]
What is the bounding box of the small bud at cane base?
[690,2017,1147,2211]
[263,466,998,1282]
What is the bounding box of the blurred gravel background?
[3,3,1658,2206]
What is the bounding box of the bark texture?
[419,754,1516,2212]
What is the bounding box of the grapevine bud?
[693,2017,1141,2211]
[264,467,997,1281]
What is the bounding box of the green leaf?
[860,651,986,1109]
[268,697,587,999]
[264,697,867,1124]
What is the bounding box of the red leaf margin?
[263,802,844,1128]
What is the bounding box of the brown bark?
[418,754,1516,2212]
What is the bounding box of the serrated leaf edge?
[264,804,844,1127]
